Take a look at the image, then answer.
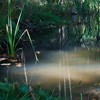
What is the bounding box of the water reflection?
[15,48,100,86]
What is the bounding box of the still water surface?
[13,48,100,95]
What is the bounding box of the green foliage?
[0,81,58,100]
[0,82,30,100]
[4,0,38,60]
[6,0,23,57]
[34,84,58,100]
[0,0,99,51]
[19,84,30,94]
[22,3,64,27]
[0,82,12,92]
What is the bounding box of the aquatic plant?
[0,81,59,100]
[0,81,35,100]
[80,93,83,100]
[6,0,38,61]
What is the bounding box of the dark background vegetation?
[0,0,99,52]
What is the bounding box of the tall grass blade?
[23,51,28,84]
[13,8,24,47]
[66,52,73,100]
[6,0,37,58]
[15,29,38,61]
[80,93,83,100]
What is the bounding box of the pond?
[0,47,100,99]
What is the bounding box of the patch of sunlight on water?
[16,64,100,83]
[14,49,100,86]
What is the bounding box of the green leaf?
[39,89,47,96]
[19,95,30,100]
[0,82,12,92]
[19,84,29,94]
